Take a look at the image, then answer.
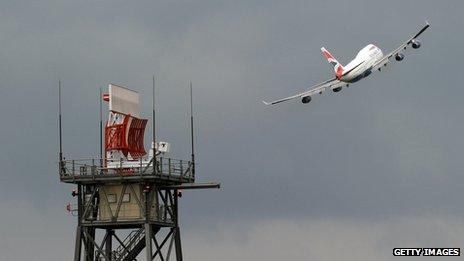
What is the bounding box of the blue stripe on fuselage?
[345,68,372,83]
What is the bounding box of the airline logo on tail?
[321,47,344,79]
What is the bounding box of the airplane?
[262,22,430,106]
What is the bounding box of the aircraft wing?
[262,77,346,105]
[372,22,430,71]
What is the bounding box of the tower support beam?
[174,227,183,261]
[105,229,113,260]
[74,226,82,261]
[145,223,153,260]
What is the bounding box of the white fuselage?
[340,44,383,83]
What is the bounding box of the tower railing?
[59,157,194,184]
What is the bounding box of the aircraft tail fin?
[321,47,344,79]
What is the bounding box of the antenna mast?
[58,80,63,162]
[99,86,103,162]
[153,76,156,153]
[152,75,158,176]
[190,81,195,178]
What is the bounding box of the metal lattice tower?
[59,83,219,261]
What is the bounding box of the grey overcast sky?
[1,0,463,260]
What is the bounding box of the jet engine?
[411,39,421,49]
[301,96,312,103]
[395,53,404,61]
[332,86,342,92]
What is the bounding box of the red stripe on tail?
[336,66,343,79]
[323,50,334,60]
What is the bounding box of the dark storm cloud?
[0,0,463,259]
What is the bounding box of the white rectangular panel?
[109,84,140,117]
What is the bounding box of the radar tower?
[59,82,219,261]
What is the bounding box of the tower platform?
[60,157,194,185]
